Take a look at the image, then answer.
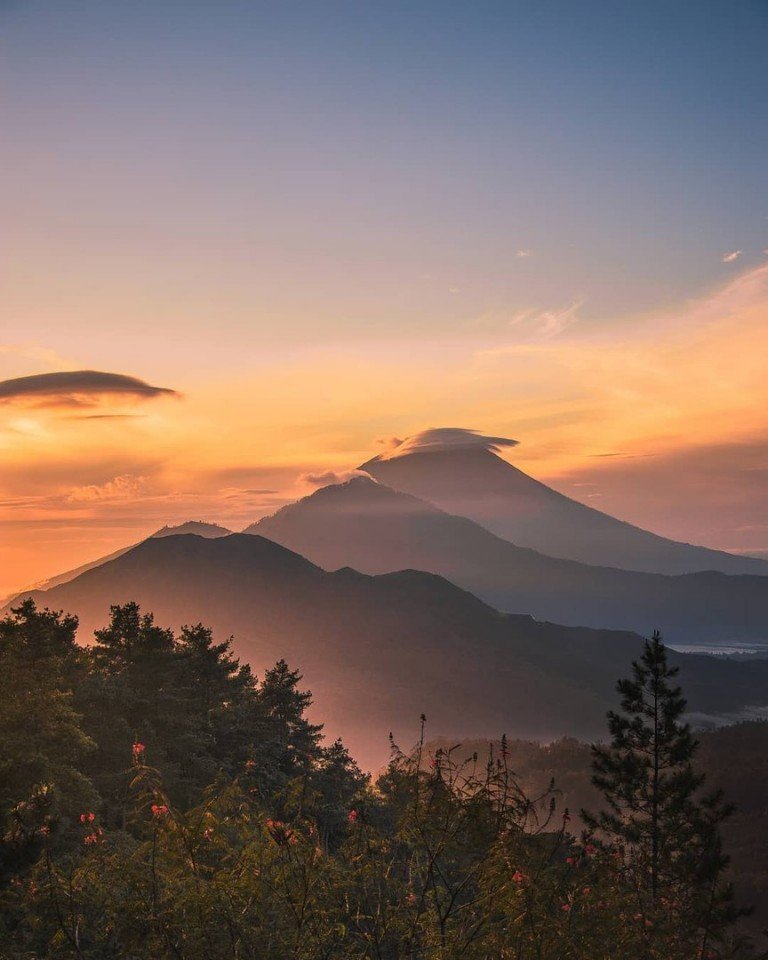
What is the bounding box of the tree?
[0,603,95,890]
[244,659,324,807]
[583,631,741,956]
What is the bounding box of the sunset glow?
[2,1,767,595]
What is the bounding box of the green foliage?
[0,608,762,959]
[0,603,95,846]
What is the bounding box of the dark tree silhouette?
[584,631,742,955]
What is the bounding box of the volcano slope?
[360,429,768,576]
[248,477,768,645]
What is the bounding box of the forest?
[0,599,765,960]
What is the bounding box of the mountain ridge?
[248,476,768,644]
[2,519,232,605]
[7,531,768,768]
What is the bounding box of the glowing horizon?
[3,261,768,595]
[2,1,767,595]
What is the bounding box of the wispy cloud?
[474,264,768,474]
[508,300,582,339]
[722,250,742,263]
[299,469,365,487]
[65,474,150,503]
[516,249,534,258]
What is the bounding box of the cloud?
[299,469,366,487]
[516,249,534,258]
[65,474,150,503]
[470,263,768,477]
[508,301,582,339]
[371,428,519,462]
[0,370,180,407]
[375,436,403,451]
[721,250,742,263]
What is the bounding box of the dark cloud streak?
[0,370,179,406]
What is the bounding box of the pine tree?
[0,603,95,861]
[80,603,185,818]
[244,660,324,808]
[583,631,741,954]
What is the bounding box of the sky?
[1,0,768,595]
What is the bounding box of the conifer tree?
[245,659,324,806]
[0,602,95,867]
[583,631,741,953]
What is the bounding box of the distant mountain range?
[247,477,768,644]
[6,532,768,768]
[3,521,231,603]
[360,429,768,576]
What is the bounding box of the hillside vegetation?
[0,600,764,959]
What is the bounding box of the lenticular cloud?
[375,428,519,461]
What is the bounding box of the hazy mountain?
[247,477,768,644]
[360,429,768,576]
[2,520,232,604]
[8,532,768,768]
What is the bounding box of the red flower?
[511,870,528,884]
[561,903,572,912]
[347,809,359,823]
[150,804,169,818]
[79,812,95,824]
[266,819,294,845]
[132,742,146,760]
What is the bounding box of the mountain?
[2,520,232,603]
[247,477,768,644]
[7,532,768,768]
[359,429,768,576]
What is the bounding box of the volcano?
[248,476,768,644]
[360,429,768,576]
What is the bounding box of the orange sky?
[2,262,768,598]
[4,1,768,598]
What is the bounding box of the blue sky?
[3,0,767,346]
